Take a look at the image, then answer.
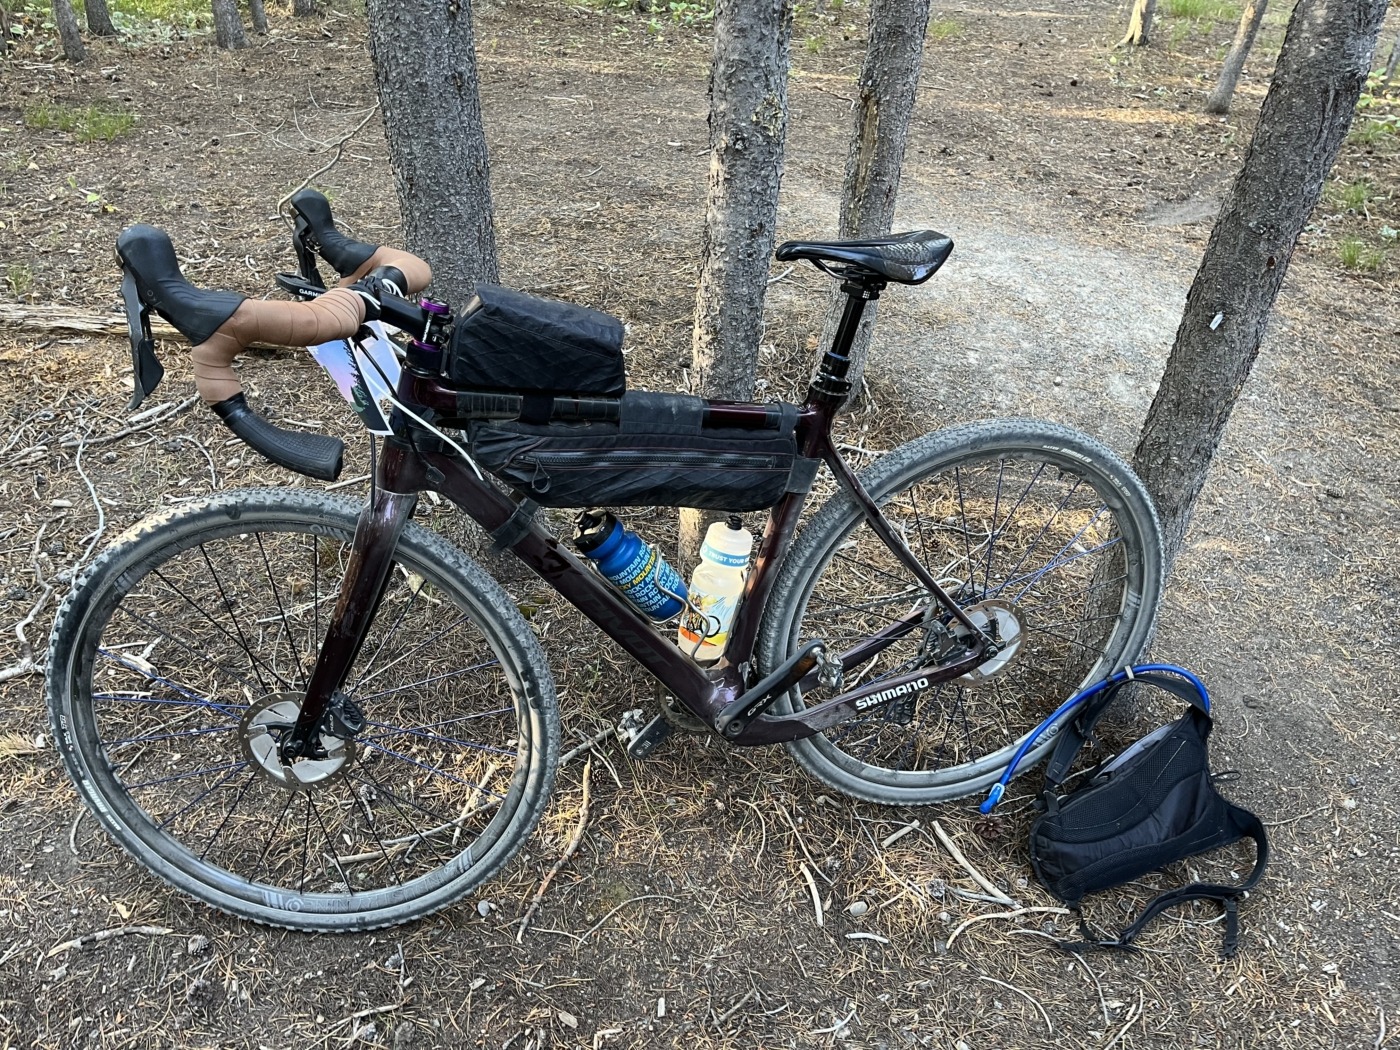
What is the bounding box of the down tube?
[420,450,727,718]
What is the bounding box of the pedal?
[617,709,673,760]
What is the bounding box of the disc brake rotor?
[953,599,1025,682]
[239,692,356,791]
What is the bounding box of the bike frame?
[288,278,996,754]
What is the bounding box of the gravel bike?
[46,193,1164,929]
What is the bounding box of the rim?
[66,506,538,916]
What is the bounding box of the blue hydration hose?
[978,662,1210,814]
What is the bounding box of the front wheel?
[757,419,1164,805]
[46,488,560,930]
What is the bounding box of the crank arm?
[715,639,826,739]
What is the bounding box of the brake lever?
[291,214,326,289]
[120,269,163,411]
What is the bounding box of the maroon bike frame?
[286,279,994,756]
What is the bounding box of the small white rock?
[477,900,494,917]
[656,996,666,1018]
[846,901,869,917]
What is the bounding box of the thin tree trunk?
[85,0,118,36]
[248,0,268,34]
[680,0,793,564]
[1205,0,1270,114]
[1133,0,1387,571]
[366,0,498,308]
[1383,25,1400,87]
[210,0,248,48]
[293,0,315,15]
[1,5,13,53]
[815,0,931,405]
[1119,0,1158,47]
[52,0,85,61]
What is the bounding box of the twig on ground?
[71,427,107,568]
[0,520,58,683]
[57,396,198,449]
[880,820,921,848]
[811,1008,857,1036]
[276,104,382,217]
[930,820,1016,906]
[766,265,795,284]
[979,975,1053,1034]
[517,757,592,943]
[1101,990,1143,1050]
[945,906,1071,951]
[329,998,410,1031]
[46,925,176,957]
[69,805,86,857]
[575,894,679,944]
[1376,1008,1387,1050]
[775,800,831,884]
[171,434,218,490]
[799,861,824,927]
[736,798,768,865]
[1008,928,1111,1024]
[845,932,891,945]
[559,726,613,767]
[713,988,755,1028]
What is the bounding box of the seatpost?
[809,277,884,406]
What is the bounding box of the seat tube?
[287,486,418,753]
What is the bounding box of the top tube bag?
[446,284,626,398]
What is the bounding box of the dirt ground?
[2,0,1400,1047]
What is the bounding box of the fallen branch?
[57,396,198,450]
[558,725,613,767]
[516,757,592,943]
[979,975,1053,1034]
[944,906,1070,951]
[0,304,297,351]
[799,861,824,928]
[930,820,1016,906]
[276,104,382,216]
[47,925,176,957]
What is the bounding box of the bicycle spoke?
[353,661,499,703]
[255,533,308,691]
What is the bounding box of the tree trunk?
[815,0,931,405]
[1205,0,1270,114]
[210,0,248,48]
[248,0,268,34]
[366,0,499,308]
[85,0,118,36]
[1383,25,1400,87]
[1,5,12,53]
[293,0,315,15]
[1119,0,1158,47]
[52,0,85,61]
[1133,0,1387,571]
[679,0,793,565]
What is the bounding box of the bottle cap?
[572,509,620,555]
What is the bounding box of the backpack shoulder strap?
[1091,804,1269,957]
[1041,670,1210,794]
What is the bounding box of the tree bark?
[366,0,499,308]
[293,0,315,15]
[52,0,85,61]
[210,0,248,48]
[248,0,268,34]
[1133,0,1388,571]
[1119,0,1158,47]
[85,0,118,36]
[680,0,793,563]
[1383,25,1400,87]
[815,0,931,404]
[1205,0,1270,114]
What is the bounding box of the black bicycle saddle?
[775,230,954,285]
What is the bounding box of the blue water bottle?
[572,509,687,620]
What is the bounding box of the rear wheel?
[46,488,559,930]
[757,419,1163,804]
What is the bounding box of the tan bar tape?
[189,287,366,403]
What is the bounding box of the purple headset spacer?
[419,298,450,316]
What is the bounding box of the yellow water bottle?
[677,515,753,664]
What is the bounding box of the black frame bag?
[467,391,818,511]
[1029,670,1268,956]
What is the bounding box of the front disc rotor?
[239,692,356,791]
